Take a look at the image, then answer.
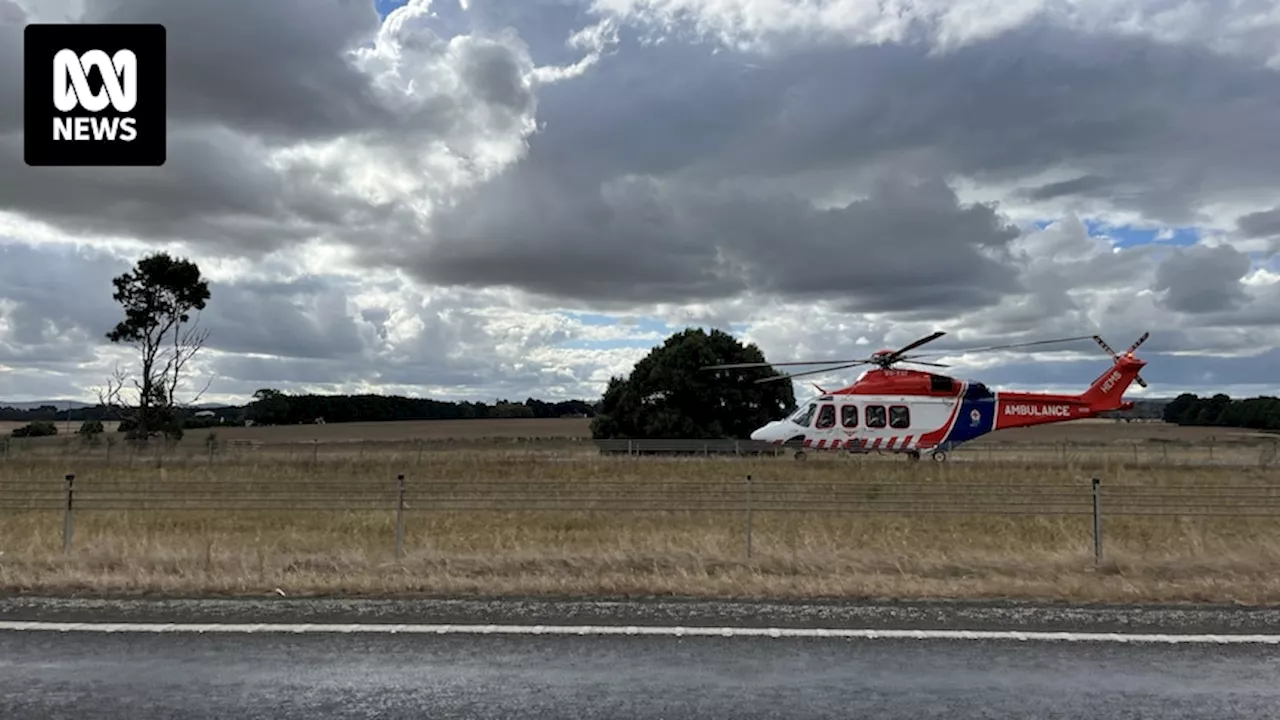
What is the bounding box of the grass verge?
[2,448,1279,604]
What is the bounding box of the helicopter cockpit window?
[791,403,817,426]
[815,404,836,429]
[929,374,954,393]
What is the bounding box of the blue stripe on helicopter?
[940,382,998,448]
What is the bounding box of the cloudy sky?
[2,0,1280,406]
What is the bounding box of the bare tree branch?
[92,362,129,415]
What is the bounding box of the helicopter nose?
[750,423,771,441]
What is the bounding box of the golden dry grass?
[2,427,1280,604]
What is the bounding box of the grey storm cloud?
[1237,206,1280,239]
[0,241,133,363]
[3,2,1279,313]
[0,2,22,133]
[0,0,538,254]
[402,170,1023,310]
[195,276,378,362]
[404,22,1280,308]
[1153,244,1252,314]
[83,0,388,139]
[0,241,370,368]
[619,25,1280,223]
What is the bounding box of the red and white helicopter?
[704,330,1150,462]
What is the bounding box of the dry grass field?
[0,420,123,436]
[2,417,1279,604]
[3,414,1274,449]
[0,417,584,444]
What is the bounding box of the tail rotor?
[1093,332,1150,388]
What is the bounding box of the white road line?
[1,621,1279,643]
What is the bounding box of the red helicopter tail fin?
[1078,332,1149,411]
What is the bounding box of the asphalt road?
[4,597,1280,719]
[4,630,1280,719]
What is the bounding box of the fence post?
[395,473,406,560]
[62,473,75,554]
[744,474,753,560]
[1091,477,1102,566]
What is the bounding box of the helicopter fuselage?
[750,360,1143,460]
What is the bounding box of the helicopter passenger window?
[889,405,910,429]
[791,403,817,427]
[840,405,858,428]
[865,405,886,428]
[815,404,836,429]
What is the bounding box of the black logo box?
[24,23,166,167]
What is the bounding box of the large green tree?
[98,252,212,440]
[591,328,796,439]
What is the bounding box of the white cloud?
[588,0,1280,63]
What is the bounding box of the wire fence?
[2,434,1278,467]
[6,473,1280,563]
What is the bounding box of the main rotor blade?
[702,358,867,370]
[899,360,950,368]
[889,330,946,358]
[754,362,869,383]
[907,334,1096,359]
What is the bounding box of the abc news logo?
[53,48,139,142]
[24,23,165,167]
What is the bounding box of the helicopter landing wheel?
[794,450,807,461]
[931,450,948,463]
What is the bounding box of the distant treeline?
[1162,393,1280,431]
[0,389,597,428]
[0,405,123,423]
[243,389,596,426]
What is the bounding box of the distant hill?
[0,400,95,411]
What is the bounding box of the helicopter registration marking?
[1003,404,1072,417]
